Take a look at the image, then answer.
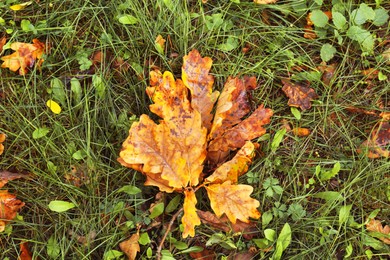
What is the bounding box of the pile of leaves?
[118,49,273,238]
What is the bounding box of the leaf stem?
[156,207,184,260]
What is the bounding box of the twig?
[156,207,184,260]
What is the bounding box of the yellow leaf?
[0,133,5,156]
[119,233,140,260]
[9,1,32,11]
[155,35,166,54]
[254,0,277,4]
[206,141,256,184]
[46,99,62,114]
[118,71,208,190]
[182,188,201,238]
[206,181,260,224]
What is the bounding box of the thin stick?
[156,207,184,260]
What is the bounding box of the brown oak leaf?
[0,170,31,188]
[182,49,219,130]
[207,105,272,164]
[366,218,390,245]
[0,190,25,232]
[1,39,46,75]
[182,188,201,238]
[197,210,257,240]
[281,78,318,110]
[358,121,389,158]
[119,233,140,260]
[206,181,260,224]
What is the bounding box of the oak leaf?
[1,39,45,75]
[197,210,257,240]
[0,190,25,232]
[0,37,6,53]
[0,132,5,155]
[118,50,272,237]
[205,141,257,184]
[18,242,33,260]
[182,49,219,130]
[358,121,389,158]
[206,181,260,224]
[366,219,390,245]
[281,78,318,110]
[0,170,31,188]
[119,233,140,260]
[182,188,201,238]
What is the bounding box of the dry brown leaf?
[366,219,390,245]
[119,233,140,260]
[206,181,260,224]
[18,242,32,260]
[197,210,257,240]
[318,62,337,86]
[207,105,273,164]
[0,190,25,232]
[254,0,277,4]
[358,121,390,158]
[208,76,257,141]
[189,246,215,259]
[182,49,219,130]
[281,78,318,110]
[0,132,5,156]
[1,38,46,75]
[182,188,201,238]
[64,165,90,187]
[0,170,31,188]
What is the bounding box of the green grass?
[1,0,389,259]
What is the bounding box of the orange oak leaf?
[281,78,318,110]
[206,141,257,184]
[118,50,271,238]
[358,121,389,158]
[119,233,140,260]
[0,170,31,188]
[18,242,32,260]
[182,49,219,130]
[0,132,5,155]
[0,190,25,232]
[366,219,390,245]
[207,105,273,164]
[182,188,201,238]
[0,37,6,53]
[206,181,260,224]
[291,127,311,137]
[208,76,257,141]
[118,72,207,190]
[1,39,45,75]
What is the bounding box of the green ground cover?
[0,0,389,259]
